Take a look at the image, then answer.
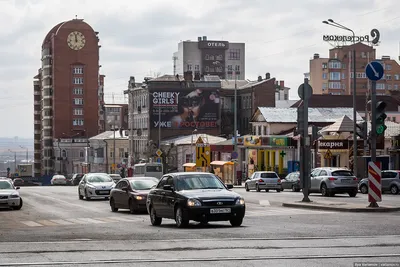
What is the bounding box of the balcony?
[34,91,41,96]
[34,101,41,105]
[34,120,41,124]
[34,139,41,144]
[43,125,52,130]
[43,115,53,120]
[34,130,41,134]
[34,110,41,115]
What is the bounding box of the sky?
[0,0,400,138]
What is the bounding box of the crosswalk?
[19,215,144,228]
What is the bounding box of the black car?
[72,173,84,186]
[110,177,159,214]
[146,172,245,228]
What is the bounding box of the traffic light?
[356,121,367,139]
[375,101,387,136]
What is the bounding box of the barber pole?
[368,161,382,203]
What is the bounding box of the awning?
[210,161,234,166]
[182,163,196,167]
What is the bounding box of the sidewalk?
[282,201,400,212]
[233,183,245,188]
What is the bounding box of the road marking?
[20,221,43,227]
[107,216,137,222]
[65,218,90,224]
[259,200,270,206]
[37,220,58,226]
[94,217,120,223]
[76,218,105,224]
[50,219,74,225]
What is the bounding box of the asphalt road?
[0,186,400,267]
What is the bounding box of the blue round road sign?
[231,151,238,159]
[117,164,121,168]
[365,61,384,81]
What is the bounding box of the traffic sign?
[298,82,313,100]
[117,164,121,168]
[196,145,211,167]
[156,149,162,157]
[365,61,384,81]
[368,161,382,203]
[111,163,116,170]
[156,157,162,163]
[196,136,204,144]
[231,151,238,160]
[324,149,332,159]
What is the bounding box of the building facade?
[173,36,245,80]
[33,18,103,176]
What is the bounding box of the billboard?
[150,89,220,130]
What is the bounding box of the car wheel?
[321,184,329,197]
[245,184,249,192]
[150,206,162,226]
[13,198,23,210]
[110,198,118,212]
[85,189,91,201]
[175,207,189,228]
[78,189,84,200]
[390,185,399,195]
[265,189,269,192]
[256,184,261,192]
[230,217,243,227]
[348,190,357,197]
[292,185,296,192]
[360,185,368,194]
[276,189,281,192]
[129,199,137,214]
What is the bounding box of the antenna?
[112,93,115,104]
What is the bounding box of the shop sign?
[391,135,400,149]
[318,140,348,150]
[244,136,261,147]
[269,137,288,147]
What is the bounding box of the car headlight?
[187,198,201,207]
[134,195,144,200]
[87,185,95,189]
[235,198,245,205]
[9,194,19,198]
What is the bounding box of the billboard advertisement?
[150,88,220,130]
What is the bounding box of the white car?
[0,178,23,210]
[78,173,115,200]
[51,175,67,185]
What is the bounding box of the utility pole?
[158,105,161,149]
[233,71,238,185]
[113,125,116,174]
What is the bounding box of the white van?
[133,163,163,179]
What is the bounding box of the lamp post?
[19,145,28,162]
[190,129,198,163]
[323,19,358,178]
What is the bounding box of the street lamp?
[190,129,198,162]
[323,19,358,178]
[19,145,28,162]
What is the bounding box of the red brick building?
[33,18,103,176]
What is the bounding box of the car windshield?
[130,180,157,190]
[0,180,14,190]
[146,165,162,172]
[87,175,113,183]
[176,174,225,191]
[332,170,353,176]
[260,172,278,178]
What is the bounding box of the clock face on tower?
[67,31,86,50]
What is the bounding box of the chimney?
[265,73,270,79]
[184,71,193,82]
[313,53,320,59]
[258,76,262,82]
[279,81,284,88]
[198,36,202,41]
[203,36,207,41]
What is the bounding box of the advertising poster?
[150,88,220,130]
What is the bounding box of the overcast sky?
[0,0,399,138]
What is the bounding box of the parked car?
[245,171,282,192]
[12,178,24,186]
[309,167,358,197]
[110,177,158,213]
[0,178,23,210]
[146,172,245,228]
[78,173,115,200]
[51,175,67,185]
[109,174,122,183]
[281,172,301,192]
[72,173,85,186]
[359,170,400,195]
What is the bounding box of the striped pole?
[368,161,382,207]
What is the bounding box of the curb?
[282,202,400,212]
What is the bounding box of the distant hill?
[0,137,33,153]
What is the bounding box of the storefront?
[318,139,349,167]
[389,135,400,169]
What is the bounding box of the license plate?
[99,191,109,194]
[341,179,351,183]
[210,208,231,214]
[266,183,276,186]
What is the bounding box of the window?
[258,126,261,135]
[328,82,341,89]
[228,49,240,60]
[74,108,83,115]
[388,84,392,90]
[329,72,341,80]
[356,72,366,78]
[194,65,200,71]
[119,148,124,158]
[79,151,84,158]
[157,176,168,188]
[376,83,385,90]
[110,151,114,158]
[322,63,327,69]
[328,61,341,69]
[73,67,83,74]
[322,83,327,90]
[235,65,240,72]
[62,150,67,158]
[74,98,83,105]
[386,64,392,71]
[205,66,209,72]
[72,119,84,126]
[227,65,233,71]
[187,64,192,71]
[205,54,209,60]
[361,52,367,58]
[386,74,392,80]
[322,73,327,79]
[73,77,84,84]
[73,88,83,95]
[341,73,345,79]
[342,63,346,69]
[395,84,399,90]
[263,126,267,135]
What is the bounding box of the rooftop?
[89,131,128,140]
[161,134,226,146]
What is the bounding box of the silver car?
[245,171,282,192]
[78,173,115,200]
[309,168,358,197]
[0,178,23,210]
[359,170,400,195]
